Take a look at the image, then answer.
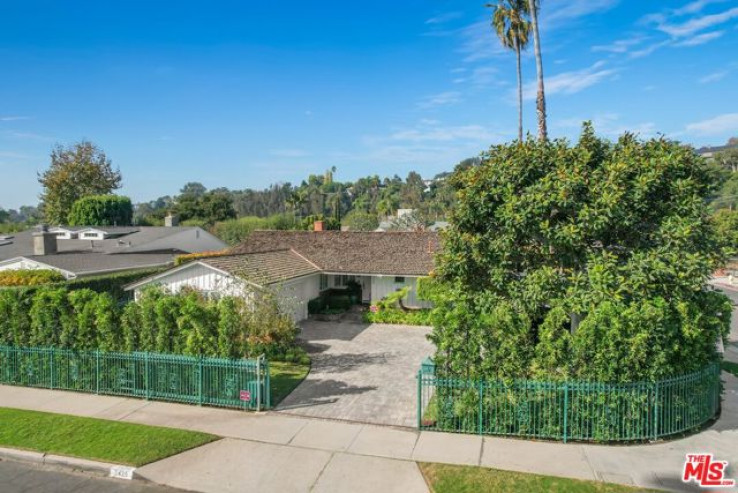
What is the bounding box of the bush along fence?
[0,345,271,411]
[417,358,721,443]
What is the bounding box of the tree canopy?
[426,124,731,383]
[68,195,133,226]
[38,141,122,224]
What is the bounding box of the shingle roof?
[200,250,320,285]
[230,231,440,276]
[0,226,228,276]
[19,253,176,276]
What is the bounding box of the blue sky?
[0,0,736,209]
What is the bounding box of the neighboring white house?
[0,224,228,279]
[125,229,440,323]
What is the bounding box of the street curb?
[0,446,136,480]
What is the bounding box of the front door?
[360,276,372,304]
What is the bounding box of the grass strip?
[0,407,217,467]
[418,462,659,493]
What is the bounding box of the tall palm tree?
[527,0,547,140]
[488,0,531,142]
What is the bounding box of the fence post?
[563,382,569,444]
[653,382,659,441]
[265,358,271,410]
[478,379,484,435]
[144,352,150,401]
[198,357,203,406]
[95,350,100,394]
[256,355,262,412]
[49,349,54,390]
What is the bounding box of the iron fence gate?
[0,345,271,410]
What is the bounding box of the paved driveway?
[275,321,433,428]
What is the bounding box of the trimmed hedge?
[0,270,65,286]
[0,268,164,301]
[307,289,354,315]
[0,286,304,361]
[363,307,432,326]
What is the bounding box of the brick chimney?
[33,225,58,256]
[313,220,324,232]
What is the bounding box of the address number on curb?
[110,465,136,480]
[240,390,251,402]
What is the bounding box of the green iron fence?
[0,345,270,411]
[418,358,721,442]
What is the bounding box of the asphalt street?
[0,460,181,493]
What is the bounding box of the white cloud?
[650,6,738,37]
[355,120,509,169]
[426,12,463,25]
[673,0,729,16]
[556,113,657,138]
[521,62,617,100]
[673,30,724,45]
[0,116,31,122]
[2,131,55,142]
[591,36,647,53]
[390,124,500,143]
[629,40,671,58]
[541,0,620,28]
[699,70,728,83]
[685,113,738,136]
[416,91,463,109]
[458,21,508,62]
[269,149,310,158]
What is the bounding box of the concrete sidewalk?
[1,377,737,492]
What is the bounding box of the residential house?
[0,224,227,279]
[125,227,440,322]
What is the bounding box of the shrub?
[68,194,133,226]
[0,270,65,286]
[363,307,432,326]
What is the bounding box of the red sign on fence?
[239,390,251,402]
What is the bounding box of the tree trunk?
[516,38,523,142]
[527,0,548,141]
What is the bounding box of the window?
[394,276,405,283]
[82,233,98,239]
[337,275,354,287]
[319,274,328,291]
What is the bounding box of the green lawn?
[723,360,738,378]
[0,408,217,466]
[419,463,659,493]
[270,360,310,405]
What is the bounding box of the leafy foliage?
[38,141,122,224]
[343,210,379,231]
[0,269,65,286]
[68,194,133,226]
[0,286,302,360]
[428,125,730,383]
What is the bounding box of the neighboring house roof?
[0,253,176,278]
[230,231,440,276]
[0,226,228,278]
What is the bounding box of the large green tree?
[39,141,122,224]
[428,124,730,383]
